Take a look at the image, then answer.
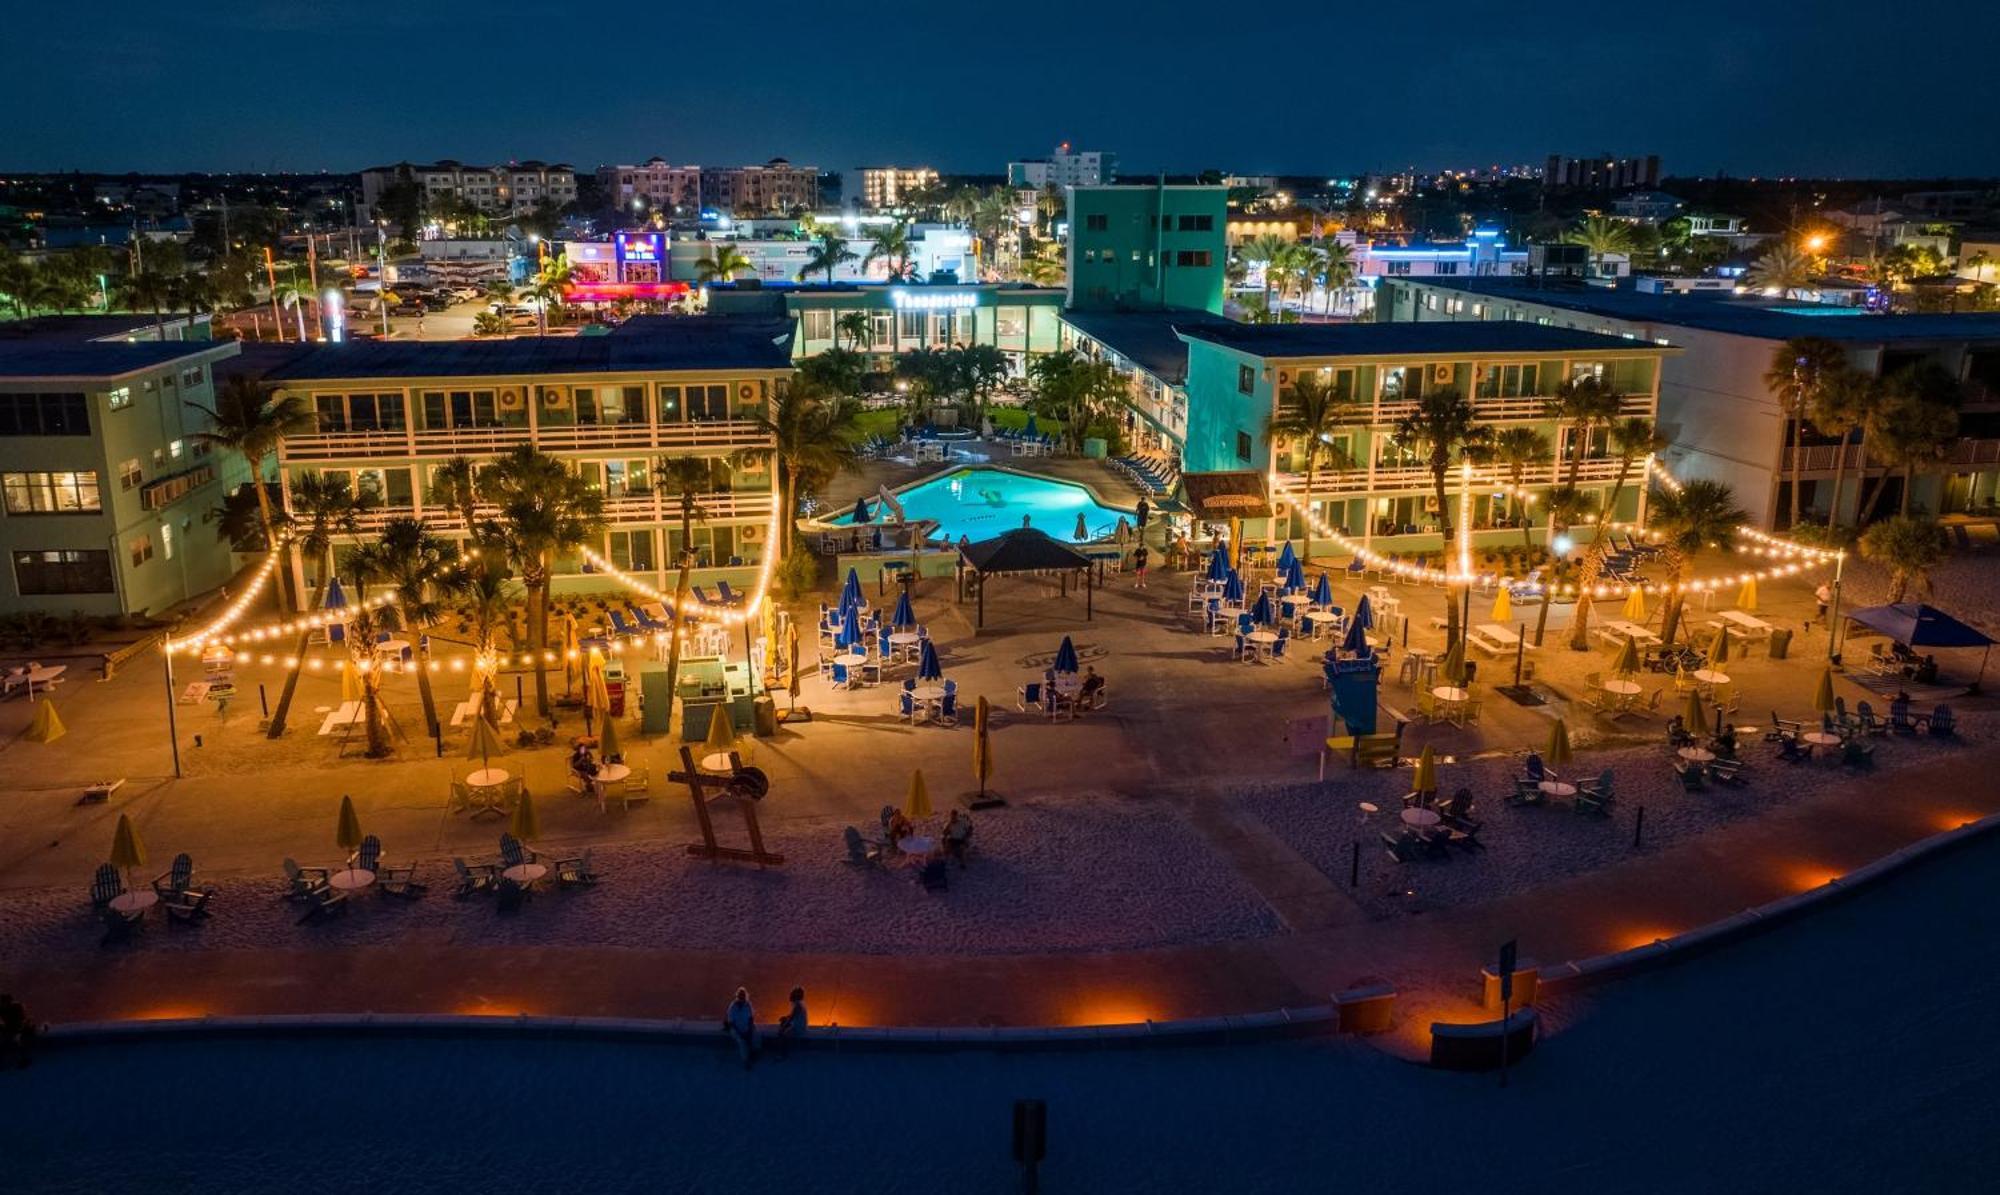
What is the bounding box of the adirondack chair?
[350,835,383,873]
[89,862,124,909]
[152,852,195,897]
[453,858,497,898]
[282,858,330,902]
[842,826,884,867]
[554,849,598,888]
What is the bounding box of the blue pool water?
[833,467,1132,543]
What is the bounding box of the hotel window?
[182,367,204,388]
[603,459,651,497]
[899,311,926,343]
[1085,214,1108,231]
[869,311,893,347]
[2,471,102,514]
[608,529,656,572]
[129,534,154,567]
[1236,431,1254,463]
[0,392,90,436]
[802,310,834,340]
[422,390,499,430]
[1434,262,1459,276]
[13,548,114,595]
[159,521,174,560]
[685,384,729,422]
[1238,365,1255,395]
[107,386,132,410]
[170,439,184,460]
[1385,261,1411,276]
[1175,251,1212,267]
[996,307,1026,339]
[1380,367,1427,402]
[1177,214,1214,232]
[119,458,141,490]
[1423,294,1439,310]
[1477,363,1540,399]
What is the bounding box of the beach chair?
[294,885,348,925]
[554,849,599,888]
[1575,770,1617,814]
[152,853,196,898]
[937,690,959,726]
[843,826,886,867]
[1708,757,1748,786]
[90,862,124,909]
[897,689,923,724]
[350,834,383,874]
[1886,699,1918,735]
[1018,682,1042,711]
[692,586,715,606]
[1929,705,1957,737]
[829,660,851,689]
[1673,760,1706,791]
[282,858,330,902]
[495,876,531,913]
[377,855,424,899]
[448,779,475,815]
[608,609,639,638]
[631,604,667,632]
[1841,738,1877,768]
[717,581,744,606]
[1272,630,1290,661]
[453,858,497,898]
[499,834,536,868]
[1776,735,1812,764]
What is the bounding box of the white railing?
[1322,392,1653,426]
[279,420,770,462]
[343,490,774,533]
[1785,438,2000,473]
[1281,455,1635,497]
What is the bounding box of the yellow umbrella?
[1708,625,1731,666]
[109,812,147,890]
[597,708,622,758]
[906,768,934,819]
[1411,745,1438,794]
[1441,640,1467,686]
[335,794,363,855]
[585,647,610,711]
[972,696,993,796]
[1490,585,1512,623]
[1736,576,1758,612]
[1622,586,1647,622]
[1812,667,1835,714]
[562,611,580,693]
[465,715,506,771]
[1546,718,1573,768]
[702,704,741,764]
[24,698,65,743]
[1611,637,1640,675]
[340,659,363,703]
[508,786,540,843]
[1682,687,1708,731]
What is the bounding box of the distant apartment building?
[1066,184,1226,315]
[856,167,938,210]
[699,160,819,215]
[1543,153,1660,192]
[1008,144,1117,190]
[597,158,702,214]
[1610,191,1685,223]
[358,161,577,222]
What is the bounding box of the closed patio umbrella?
[340,659,363,704]
[1024,414,1039,437]
[586,647,611,713]
[850,496,870,525]
[971,696,993,800]
[465,715,506,773]
[323,576,347,643]
[918,638,943,681]
[1491,585,1512,624]
[24,698,64,744]
[1207,547,1230,582]
[1441,640,1467,686]
[335,794,363,858]
[840,567,864,613]
[1341,615,1370,655]
[1052,635,1079,674]
[1222,571,1245,604]
[1611,637,1641,675]
[1736,576,1759,613]
[906,768,933,820]
[891,591,915,629]
[1277,541,1298,572]
[508,787,540,844]
[597,707,622,758]
[109,812,147,893]
[837,603,863,650]
[702,704,741,765]
[1074,512,1090,542]
[1708,625,1732,666]
[1412,745,1438,795]
[1352,594,1375,632]
[1312,573,1333,607]
[1682,687,1708,731]
[1251,591,1275,627]
[1622,586,1647,622]
[1282,555,1306,591]
[1546,718,1573,768]
[1812,667,1836,714]
[562,611,580,695]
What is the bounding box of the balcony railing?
[278,420,771,462]
[1784,438,2000,473]
[337,490,775,533]
[1281,455,1635,497]
[1307,392,1653,426]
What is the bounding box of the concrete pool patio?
[2,541,1995,1046]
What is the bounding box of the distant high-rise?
[358,161,576,223]
[1543,154,1660,192]
[1009,144,1118,190]
[855,167,939,210]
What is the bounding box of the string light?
[163,541,290,653]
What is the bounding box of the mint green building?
[1066,184,1227,315]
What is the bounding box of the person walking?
[1132,543,1149,589]
[1135,497,1149,528]
[1813,582,1831,628]
[724,987,758,1068]
[774,987,808,1058]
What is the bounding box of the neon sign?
[889,289,977,310]
[615,232,664,264]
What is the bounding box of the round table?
[1677,747,1716,763]
[1358,802,1380,815]
[913,684,946,702]
[1401,807,1442,828]
[466,767,510,789]
[109,890,157,915]
[898,835,936,857]
[327,867,375,892]
[1803,731,1843,747]
[1603,679,1642,697]
[501,863,547,885]
[1538,780,1577,799]
[1247,630,1277,646]
[833,652,866,668]
[1280,594,1313,609]
[889,632,920,648]
[594,762,631,792]
[1693,669,1731,686]
[1215,605,1245,621]
[1431,686,1469,703]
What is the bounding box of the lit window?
[119,458,141,490]
[159,522,174,559]
[2,471,102,514]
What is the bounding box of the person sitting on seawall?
[723,987,758,1069]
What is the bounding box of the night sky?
[8,0,1998,178]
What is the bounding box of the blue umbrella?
[850,496,870,524]
[917,638,943,681]
[1342,615,1369,654]
[1251,591,1275,627]
[1052,635,1079,674]
[1222,571,1244,604]
[891,590,915,629]
[1352,593,1375,632]
[1024,414,1039,437]
[837,603,862,650]
[1312,572,1333,607]
[1276,542,1298,572]
[1283,556,1306,591]
[839,567,863,613]
[1206,547,1230,582]
[323,575,347,643]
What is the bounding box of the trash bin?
[753,695,777,738]
[1082,436,1107,459]
[1768,628,1792,659]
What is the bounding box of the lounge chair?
[842,826,886,867]
[282,858,330,902]
[608,609,639,638]
[453,858,497,898]
[619,766,651,810]
[717,581,742,606]
[631,604,667,632]
[554,849,599,887]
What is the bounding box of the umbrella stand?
[1496,619,1546,706]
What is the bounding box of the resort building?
[358,161,578,221]
[1008,144,1117,189]
[1067,184,1228,315]
[1376,277,2000,527]
[259,320,795,597]
[856,167,939,211]
[708,283,1067,375]
[1059,308,1238,459]
[0,337,244,617]
[697,160,820,215]
[596,158,703,215]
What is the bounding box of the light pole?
[376,222,391,338]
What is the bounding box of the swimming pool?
[831,467,1133,543]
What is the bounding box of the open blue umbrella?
[1024,414,1039,437]
[891,590,915,629]
[323,575,347,643]
[1342,614,1369,654]
[1276,542,1298,572]
[837,603,862,650]
[1052,635,1079,674]
[1222,571,1244,604]
[1206,547,1230,582]
[1312,572,1334,607]
[1251,591,1275,627]
[850,496,870,524]
[839,567,863,613]
[917,638,943,681]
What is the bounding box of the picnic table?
[1598,620,1660,648]
[317,701,364,736]
[1467,623,1527,655]
[1716,610,1774,638]
[450,699,517,727]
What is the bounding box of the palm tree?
[266,473,373,738]
[1266,373,1354,567]
[737,377,862,559]
[117,269,175,338]
[1806,367,1879,528]
[1319,241,1357,315]
[1649,478,1748,647]
[372,516,454,736]
[959,344,1011,429]
[1859,516,1948,602]
[337,539,399,758]
[1027,350,1126,455]
[1488,427,1551,548]
[1543,375,1623,493]
[1745,244,1815,298]
[1239,233,1289,314]
[797,233,856,284]
[189,375,314,590]
[862,219,913,281]
[1763,338,1847,529]
[654,456,714,732]
[1018,248,1065,287]
[1858,364,1962,520]
[833,310,870,352]
[1565,215,1635,272]
[428,455,484,539]
[694,243,755,285]
[971,189,1017,274]
[1568,418,1663,649]
[477,446,604,717]
[274,277,312,343]
[1394,388,1491,648]
[527,253,571,335]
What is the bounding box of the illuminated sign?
[615,232,665,265]
[889,289,977,310]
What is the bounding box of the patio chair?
[162,882,213,925]
[294,885,348,925]
[495,876,531,913]
[608,609,639,638]
[282,858,330,902]
[1708,757,1748,786]
[692,586,715,606]
[843,826,886,867]
[1776,735,1812,764]
[1886,698,1918,735]
[829,660,851,689]
[377,857,424,899]
[448,779,474,815]
[1379,831,1423,863]
[1272,630,1291,661]
[90,862,124,909]
[1018,681,1042,711]
[1673,760,1707,791]
[1841,738,1877,768]
[152,852,196,898]
[1232,633,1249,662]
[350,834,383,874]
[898,690,921,723]
[717,581,742,606]
[937,690,959,726]
[554,849,599,888]
[619,767,651,810]
[1574,778,1616,814]
[453,858,497,898]
[564,773,589,799]
[1929,705,1957,737]
[499,834,536,868]
[1767,711,1805,741]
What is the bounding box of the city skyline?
[9,1,1998,179]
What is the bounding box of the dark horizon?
[8,1,1999,179]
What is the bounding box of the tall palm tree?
[1763,338,1847,529]
[1859,516,1948,602]
[1650,478,1748,647]
[736,378,861,560]
[958,344,1011,429]
[1319,241,1357,315]
[1568,417,1662,649]
[834,310,870,352]
[1543,375,1622,493]
[694,243,755,285]
[1266,373,1354,566]
[337,539,399,758]
[117,269,175,338]
[1858,364,1962,520]
[796,233,856,284]
[1806,367,1878,528]
[862,219,913,281]
[1394,388,1491,648]
[372,516,453,736]
[1488,427,1551,548]
[428,455,483,538]
[266,473,373,738]
[1565,215,1635,272]
[1239,232,1289,314]
[189,375,314,590]
[527,253,571,335]
[1745,245,1815,298]
[477,446,604,716]
[654,456,713,732]
[274,278,312,343]
[971,189,1016,274]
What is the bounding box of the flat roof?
[0,313,198,343]
[0,339,235,380]
[1393,279,2000,342]
[1178,319,1658,360]
[263,321,795,383]
[1059,309,1240,384]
